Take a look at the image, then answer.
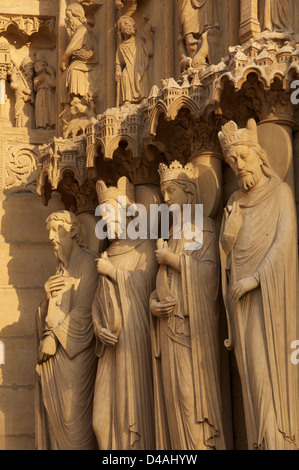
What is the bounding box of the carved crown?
[96,176,135,205]
[158,161,198,186]
[218,119,259,153]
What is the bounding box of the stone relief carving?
[2,0,297,452]
[92,177,157,450]
[0,14,56,41]
[0,38,12,126]
[59,171,98,214]
[10,58,34,128]
[97,138,168,187]
[115,15,154,106]
[149,161,225,450]
[59,91,96,139]
[5,144,39,193]
[37,137,88,204]
[178,0,219,70]
[36,210,99,450]
[34,54,56,129]
[61,3,96,106]
[219,119,298,450]
[78,0,104,19]
[115,0,138,17]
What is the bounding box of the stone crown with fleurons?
[96,176,135,205]
[218,119,259,153]
[158,161,198,186]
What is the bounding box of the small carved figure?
[34,54,56,129]
[59,91,96,139]
[218,119,299,450]
[92,177,157,450]
[115,0,138,17]
[115,15,154,106]
[10,58,34,128]
[259,0,293,34]
[178,0,219,70]
[36,210,99,450]
[61,3,95,104]
[149,161,226,450]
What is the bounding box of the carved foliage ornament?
[5,144,39,193]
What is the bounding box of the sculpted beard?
[238,171,259,191]
[122,25,135,37]
[52,242,69,273]
[66,18,77,35]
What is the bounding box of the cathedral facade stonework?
[0,0,299,451]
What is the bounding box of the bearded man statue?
[36,210,98,450]
[219,119,299,450]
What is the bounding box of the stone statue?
[92,177,157,450]
[10,58,34,128]
[149,161,226,450]
[218,119,299,450]
[61,3,95,104]
[34,54,56,129]
[115,0,138,17]
[59,91,96,139]
[259,0,293,34]
[178,0,219,70]
[115,15,154,106]
[36,210,98,450]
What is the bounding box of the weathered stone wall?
[0,0,298,450]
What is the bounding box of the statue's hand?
[60,61,66,72]
[224,201,242,236]
[95,253,117,280]
[115,71,122,83]
[44,275,66,300]
[155,240,169,265]
[97,327,118,346]
[230,276,259,303]
[37,334,57,364]
[221,201,242,254]
[150,297,176,318]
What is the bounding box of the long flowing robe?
[63,23,95,103]
[259,0,293,34]
[34,72,55,129]
[92,238,157,450]
[116,35,149,104]
[151,217,226,450]
[178,0,219,38]
[36,249,98,450]
[10,70,33,128]
[220,176,299,450]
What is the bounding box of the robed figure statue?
[92,177,157,450]
[218,119,299,450]
[149,161,226,450]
